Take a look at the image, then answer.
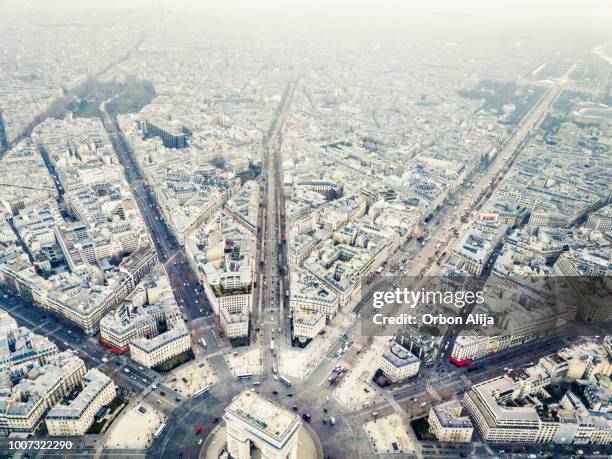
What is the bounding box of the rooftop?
[225,390,301,444]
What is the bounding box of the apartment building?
[450,335,518,364]
[220,307,249,339]
[188,218,254,313]
[290,272,339,320]
[293,308,325,342]
[380,343,420,382]
[396,326,438,366]
[130,321,191,369]
[448,230,496,277]
[287,233,317,267]
[304,239,386,310]
[0,326,58,370]
[0,353,86,435]
[463,372,612,445]
[0,248,157,334]
[586,206,612,233]
[428,400,474,443]
[119,247,158,291]
[46,369,116,436]
[142,119,188,149]
[0,310,17,336]
[99,305,158,352]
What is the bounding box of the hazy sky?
[3,0,611,19]
[1,0,611,53]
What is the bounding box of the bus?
[279,376,291,387]
[153,423,166,438]
[199,338,207,348]
[194,386,211,397]
[237,373,253,380]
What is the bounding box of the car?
[160,391,166,396]
[156,400,161,404]
[175,397,181,402]
[272,390,278,395]
[198,438,203,445]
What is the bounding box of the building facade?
[380,343,420,382]
[130,322,191,369]
[46,369,116,436]
[428,400,474,443]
